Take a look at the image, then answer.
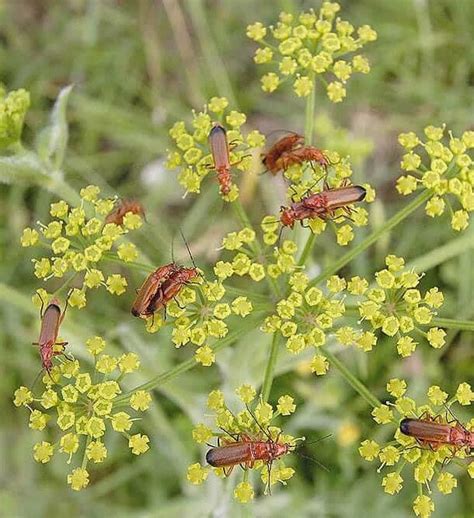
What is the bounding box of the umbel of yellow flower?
[354,255,446,357]
[22,186,145,306]
[247,4,376,101]
[13,336,152,491]
[397,125,474,232]
[188,386,302,501]
[360,381,472,516]
[167,99,265,201]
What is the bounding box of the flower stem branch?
[431,318,474,332]
[260,333,280,402]
[114,315,261,405]
[321,347,381,408]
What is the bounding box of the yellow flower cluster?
[397,126,474,231]
[21,186,145,308]
[355,255,445,356]
[261,273,354,374]
[166,98,265,201]
[187,386,298,501]
[247,3,377,101]
[144,274,253,367]
[360,381,473,518]
[0,86,30,148]
[217,227,298,280]
[13,336,152,491]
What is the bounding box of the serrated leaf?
[36,84,74,169]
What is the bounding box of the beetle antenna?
[171,234,175,264]
[294,451,330,472]
[179,228,197,269]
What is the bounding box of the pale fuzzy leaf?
[36,84,74,169]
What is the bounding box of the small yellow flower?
[293,75,313,97]
[382,472,403,495]
[21,227,39,247]
[437,472,457,495]
[277,395,296,415]
[60,432,79,460]
[106,274,127,295]
[14,386,33,407]
[130,390,152,411]
[397,336,417,357]
[456,382,473,405]
[129,433,150,455]
[231,296,253,317]
[413,495,434,518]
[111,412,132,432]
[192,423,213,444]
[359,439,380,461]
[207,390,224,410]
[50,200,69,218]
[86,336,106,355]
[68,288,86,309]
[123,212,143,230]
[195,345,215,366]
[87,417,106,438]
[310,354,329,375]
[234,481,254,503]
[386,378,407,398]
[33,441,54,463]
[372,405,394,424]
[261,72,280,92]
[96,355,118,375]
[327,81,346,103]
[117,242,138,262]
[427,385,448,405]
[236,384,257,404]
[67,467,90,491]
[255,401,273,424]
[246,22,267,41]
[86,441,107,463]
[187,462,209,484]
[118,352,140,373]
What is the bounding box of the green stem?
[321,347,381,408]
[309,190,432,287]
[431,318,474,332]
[260,333,280,402]
[297,232,316,266]
[114,316,260,405]
[304,74,316,145]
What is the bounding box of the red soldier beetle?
[399,409,474,453]
[105,199,146,226]
[275,145,331,173]
[262,132,304,175]
[279,183,367,229]
[208,122,248,196]
[131,230,201,319]
[206,404,329,494]
[131,263,182,317]
[32,293,70,373]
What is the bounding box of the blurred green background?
[1,1,473,517]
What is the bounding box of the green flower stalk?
[0,87,30,148]
[21,185,144,308]
[397,126,474,231]
[360,381,474,518]
[13,337,152,491]
[247,3,376,101]
[187,385,299,502]
[167,98,264,201]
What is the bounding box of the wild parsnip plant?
[3,1,473,516]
